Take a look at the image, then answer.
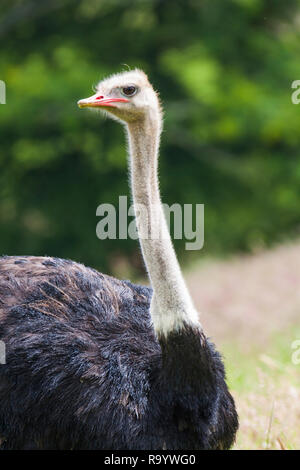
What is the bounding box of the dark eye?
[121,85,137,97]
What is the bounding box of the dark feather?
[0,255,238,449]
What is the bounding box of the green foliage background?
[0,0,300,277]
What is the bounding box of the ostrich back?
[0,256,238,450]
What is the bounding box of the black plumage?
[0,255,238,450]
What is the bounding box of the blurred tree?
[0,0,300,277]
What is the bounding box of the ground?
[186,241,300,450]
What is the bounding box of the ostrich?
[0,69,238,450]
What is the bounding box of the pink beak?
[77,93,129,108]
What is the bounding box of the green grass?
[221,325,300,449]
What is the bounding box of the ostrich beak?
[77,93,129,108]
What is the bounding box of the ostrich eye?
[121,85,137,97]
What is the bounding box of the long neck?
[127,112,201,337]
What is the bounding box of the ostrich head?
[77,69,161,125]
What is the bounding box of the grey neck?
[126,113,201,337]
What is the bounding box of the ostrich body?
[0,70,238,450]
